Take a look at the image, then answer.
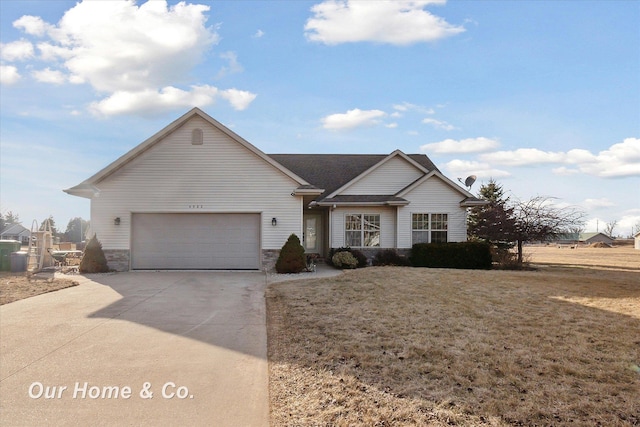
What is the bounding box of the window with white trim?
[345,214,380,247]
[412,213,448,244]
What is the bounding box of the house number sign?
[188,205,204,209]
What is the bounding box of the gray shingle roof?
[268,154,439,201]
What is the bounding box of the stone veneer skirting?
[104,249,130,272]
[261,249,280,271]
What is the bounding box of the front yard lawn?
[267,266,640,426]
[0,272,78,305]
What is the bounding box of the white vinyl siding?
[331,207,395,248]
[340,156,423,195]
[90,116,301,251]
[397,176,467,248]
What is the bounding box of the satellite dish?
[458,175,476,190]
[464,175,477,189]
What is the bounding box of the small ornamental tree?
[275,234,306,274]
[79,234,110,273]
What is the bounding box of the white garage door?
[131,213,260,270]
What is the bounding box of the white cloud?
[89,85,257,116]
[420,137,499,154]
[385,122,398,128]
[7,1,257,116]
[0,39,35,61]
[218,88,257,111]
[480,138,640,178]
[305,0,464,45]
[0,65,21,85]
[216,51,244,79]
[322,108,386,130]
[552,166,579,176]
[12,15,50,36]
[393,102,435,114]
[32,67,66,84]
[444,159,511,179]
[421,117,455,131]
[253,29,265,38]
[480,148,566,166]
[583,198,615,209]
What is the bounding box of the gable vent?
[192,128,203,145]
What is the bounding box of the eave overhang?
[63,184,101,199]
[460,198,490,207]
[293,185,325,196]
[316,195,410,207]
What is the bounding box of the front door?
[303,213,323,255]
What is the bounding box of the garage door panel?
[132,213,260,270]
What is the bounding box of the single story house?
[65,108,485,271]
[556,232,616,246]
[0,223,30,245]
[580,232,615,246]
[634,231,640,250]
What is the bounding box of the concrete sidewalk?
[0,272,269,427]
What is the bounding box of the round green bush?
[332,251,358,269]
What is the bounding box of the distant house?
[555,232,616,246]
[580,232,614,246]
[555,233,580,245]
[634,231,640,250]
[0,223,29,245]
[64,107,487,271]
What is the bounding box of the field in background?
[526,245,639,270]
[268,259,640,425]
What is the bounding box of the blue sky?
[1,0,639,236]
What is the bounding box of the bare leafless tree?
[604,220,617,238]
[513,196,586,263]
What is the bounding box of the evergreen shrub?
[275,234,306,273]
[79,234,110,273]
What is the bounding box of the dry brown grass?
[267,266,640,426]
[526,245,639,270]
[0,272,78,305]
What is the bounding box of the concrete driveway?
[0,272,268,427]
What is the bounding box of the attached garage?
[131,213,260,270]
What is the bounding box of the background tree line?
[0,210,89,243]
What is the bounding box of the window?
[345,214,380,247]
[192,128,203,145]
[412,213,448,244]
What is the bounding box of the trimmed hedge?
[372,249,411,266]
[410,242,492,270]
